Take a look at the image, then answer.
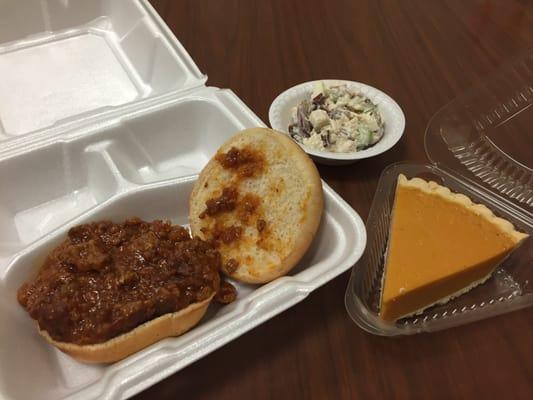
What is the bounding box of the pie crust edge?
[397,174,529,245]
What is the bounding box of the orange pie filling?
[380,175,528,322]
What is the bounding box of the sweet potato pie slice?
[380,174,528,322]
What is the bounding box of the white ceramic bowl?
[269,80,405,165]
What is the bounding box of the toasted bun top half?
[189,128,324,283]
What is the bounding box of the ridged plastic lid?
[424,51,533,218]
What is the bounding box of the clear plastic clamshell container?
[0,2,366,400]
[346,51,533,335]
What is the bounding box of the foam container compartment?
[0,2,367,399]
[0,0,205,140]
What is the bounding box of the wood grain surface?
[138,1,533,399]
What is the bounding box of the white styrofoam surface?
[0,88,253,257]
[0,33,141,135]
[0,2,367,399]
[0,0,206,139]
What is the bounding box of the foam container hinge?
[0,2,367,399]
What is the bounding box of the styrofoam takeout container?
[345,52,533,335]
[268,80,405,165]
[0,2,366,399]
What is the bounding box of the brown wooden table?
[138,1,533,398]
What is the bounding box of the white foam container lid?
[0,2,367,399]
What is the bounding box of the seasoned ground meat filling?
[215,146,265,178]
[199,187,239,219]
[17,218,236,345]
[215,281,238,304]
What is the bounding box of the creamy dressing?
[288,82,384,152]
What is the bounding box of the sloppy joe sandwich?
[189,128,324,283]
[380,174,529,322]
[17,218,236,363]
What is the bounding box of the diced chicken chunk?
[309,109,330,130]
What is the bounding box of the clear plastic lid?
[425,51,532,215]
[0,0,206,142]
[346,50,533,335]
